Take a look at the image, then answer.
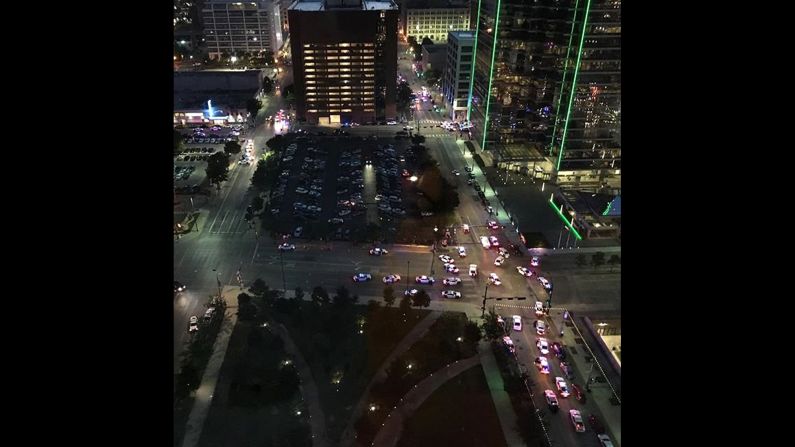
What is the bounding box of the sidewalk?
[548,310,622,447]
[478,340,526,447]
[339,311,443,447]
[371,355,481,447]
[180,286,240,447]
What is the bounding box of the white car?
[369,247,389,256]
[535,320,546,335]
[498,247,510,258]
[462,224,470,233]
[536,337,549,355]
[444,263,460,274]
[597,434,615,447]
[512,315,522,331]
[386,120,397,125]
[382,274,401,284]
[441,290,462,299]
[439,255,454,264]
[488,220,500,230]
[556,377,570,397]
[278,243,296,251]
[544,389,559,411]
[535,356,550,374]
[489,236,500,247]
[534,301,544,315]
[569,409,585,432]
[480,236,492,249]
[188,316,199,333]
[494,256,505,266]
[502,335,515,353]
[488,273,502,285]
[458,246,467,257]
[443,277,461,286]
[415,275,435,284]
[516,266,533,277]
[404,288,419,296]
[295,187,308,194]
[452,169,460,176]
[531,256,540,267]
[538,276,552,290]
[469,264,478,277]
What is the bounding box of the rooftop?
[289,0,397,11]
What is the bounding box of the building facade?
[469,0,621,191]
[404,6,470,42]
[289,0,399,124]
[202,0,284,59]
[421,44,446,72]
[441,31,474,121]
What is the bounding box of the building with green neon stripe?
[468,0,621,192]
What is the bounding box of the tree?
[311,286,329,305]
[250,278,269,298]
[424,68,441,86]
[262,76,275,95]
[174,129,184,154]
[383,286,396,307]
[575,254,587,268]
[411,289,431,308]
[246,98,262,118]
[421,37,434,46]
[237,293,256,320]
[607,254,621,272]
[251,195,264,212]
[411,134,426,144]
[591,251,606,270]
[464,320,482,344]
[294,287,304,301]
[266,135,286,151]
[481,311,504,340]
[333,286,352,308]
[283,84,295,106]
[399,294,412,316]
[223,140,242,156]
[205,152,230,189]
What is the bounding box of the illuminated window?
[339,56,350,60]
[305,69,315,72]
[308,109,317,112]
[306,74,316,78]
[304,50,314,54]
[306,80,316,84]
[305,56,314,60]
[327,56,338,60]
[305,62,314,66]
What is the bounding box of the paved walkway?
[478,340,526,447]
[371,355,482,447]
[270,321,330,447]
[339,311,443,447]
[180,286,240,447]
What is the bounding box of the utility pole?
[213,268,222,300]
[406,260,410,295]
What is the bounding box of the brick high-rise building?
[289,0,399,124]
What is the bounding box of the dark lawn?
[273,302,430,443]
[197,321,311,447]
[396,366,507,447]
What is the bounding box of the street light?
[212,268,222,300]
[409,175,418,182]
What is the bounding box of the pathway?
[371,355,481,447]
[478,340,526,447]
[339,311,443,447]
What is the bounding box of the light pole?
[212,268,222,300]
[279,249,287,293]
[481,283,490,318]
[406,260,410,295]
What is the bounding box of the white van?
[480,236,491,249]
[469,264,478,277]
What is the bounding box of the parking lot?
[264,134,422,241]
[175,124,247,194]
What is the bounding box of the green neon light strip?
[481,0,502,151]
[548,197,583,240]
[556,0,592,171]
[466,0,483,122]
[550,0,581,153]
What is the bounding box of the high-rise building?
[402,1,470,43]
[441,31,474,121]
[469,0,621,190]
[552,0,621,190]
[202,0,284,60]
[289,0,399,124]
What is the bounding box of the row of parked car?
[373,144,406,219]
[174,165,195,181]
